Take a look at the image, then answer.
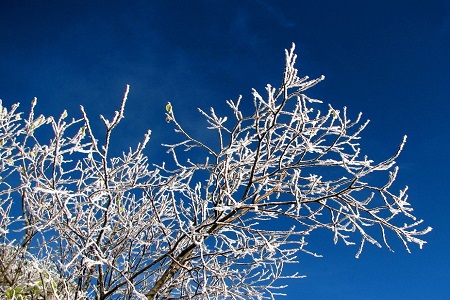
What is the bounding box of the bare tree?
[0,44,431,299]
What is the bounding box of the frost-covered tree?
[0,44,431,299]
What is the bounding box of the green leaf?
[165,103,172,112]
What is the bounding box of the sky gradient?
[1,1,449,299]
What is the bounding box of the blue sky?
[1,0,449,299]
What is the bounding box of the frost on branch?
[0,45,431,299]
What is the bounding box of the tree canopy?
[0,44,431,299]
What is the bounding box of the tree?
[0,44,431,299]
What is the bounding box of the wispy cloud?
[254,0,295,28]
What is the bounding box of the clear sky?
[1,0,449,299]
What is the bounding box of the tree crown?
[0,44,431,299]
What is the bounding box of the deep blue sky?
[1,1,449,299]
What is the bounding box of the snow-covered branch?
[0,44,431,299]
